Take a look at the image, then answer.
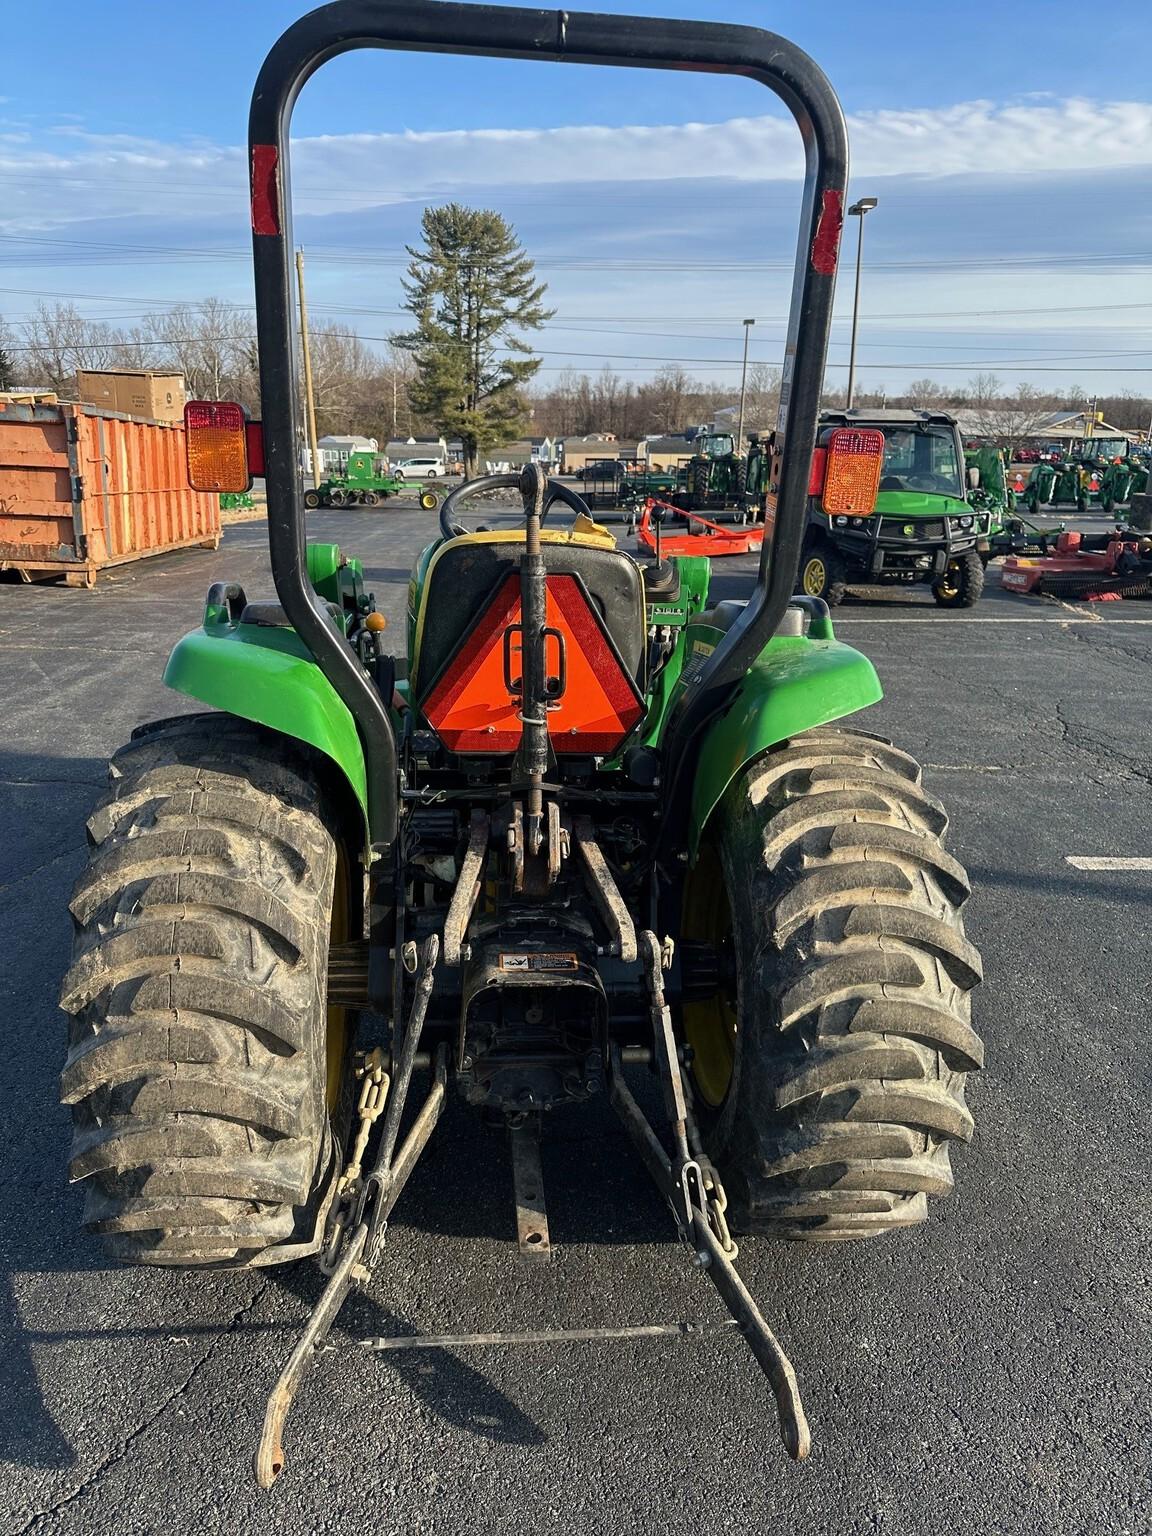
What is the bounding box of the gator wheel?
[419,488,440,511]
[799,543,847,605]
[681,727,983,1240]
[933,549,985,608]
[59,714,357,1267]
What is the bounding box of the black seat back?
[412,534,646,702]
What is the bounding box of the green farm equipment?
[219,490,256,512]
[1021,439,1144,516]
[304,449,441,511]
[59,3,982,1488]
[678,430,748,511]
[797,409,992,606]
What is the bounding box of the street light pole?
[845,197,877,410]
[736,317,755,449]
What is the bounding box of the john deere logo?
[902,523,915,535]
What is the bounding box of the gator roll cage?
[249,0,849,851]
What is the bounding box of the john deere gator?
[798,408,990,606]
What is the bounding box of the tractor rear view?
[58,1,983,1489]
[678,430,749,512]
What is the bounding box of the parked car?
[575,459,624,481]
[393,458,446,479]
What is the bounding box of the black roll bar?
[249,1,849,851]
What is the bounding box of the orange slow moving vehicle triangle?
[423,573,644,754]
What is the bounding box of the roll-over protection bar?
[249,1,848,851]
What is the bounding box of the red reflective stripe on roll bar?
[251,145,281,235]
[810,188,843,275]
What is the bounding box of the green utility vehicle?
[798,408,991,606]
[59,2,982,1488]
[304,449,441,510]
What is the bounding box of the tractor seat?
[240,596,344,628]
[690,599,804,637]
[411,532,646,700]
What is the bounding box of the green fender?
[688,628,882,860]
[163,614,370,844]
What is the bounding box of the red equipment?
[635,499,765,558]
[1001,529,1151,598]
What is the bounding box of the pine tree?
[398,205,552,478]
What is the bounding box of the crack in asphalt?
[0,780,104,791]
[13,1282,270,1535]
[0,846,79,897]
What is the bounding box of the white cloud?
[2,97,1152,233]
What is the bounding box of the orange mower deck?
[635,498,764,558]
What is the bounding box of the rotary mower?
[1001,527,1152,598]
[58,1,983,1490]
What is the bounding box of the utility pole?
[846,197,878,409]
[296,248,321,490]
[736,318,755,449]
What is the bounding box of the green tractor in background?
[797,409,992,607]
[304,449,441,511]
[678,429,748,511]
[58,2,983,1489]
[1021,438,1146,517]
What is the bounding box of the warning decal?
[499,952,579,973]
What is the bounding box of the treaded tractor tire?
[933,548,985,608]
[691,459,711,508]
[687,727,983,1241]
[59,714,352,1267]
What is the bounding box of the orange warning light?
[821,428,884,514]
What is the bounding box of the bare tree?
[965,377,1053,456]
[21,303,124,392]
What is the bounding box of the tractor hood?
[873,491,968,519]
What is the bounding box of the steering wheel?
[905,474,944,492]
[439,467,593,540]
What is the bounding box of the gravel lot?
[2,504,1149,1535]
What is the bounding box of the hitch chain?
[681,1080,737,1260]
[321,1049,390,1274]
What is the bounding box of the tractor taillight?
[807,448,827,496]
[184,401,251,493]
[822,428,884,514]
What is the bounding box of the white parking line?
[1065,857,1152,871]
[835,617,1152,624]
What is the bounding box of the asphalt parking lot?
[2,503,1149,1535]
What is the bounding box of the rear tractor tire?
[59,715,357,1267]
[681,727,983,1241]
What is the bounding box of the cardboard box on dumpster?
[76,370,186,423]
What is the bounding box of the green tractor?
[678,429,748,511]
[58,3,983,1488]
[304,449,441,511]
[1021,439,1145,517]
[798,409,991,607]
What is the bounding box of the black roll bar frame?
[248,1,849,852]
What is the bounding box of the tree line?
[3,192,1148,466]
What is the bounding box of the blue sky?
[2,0,1150,397]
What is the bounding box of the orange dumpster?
[0,398,221,587]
